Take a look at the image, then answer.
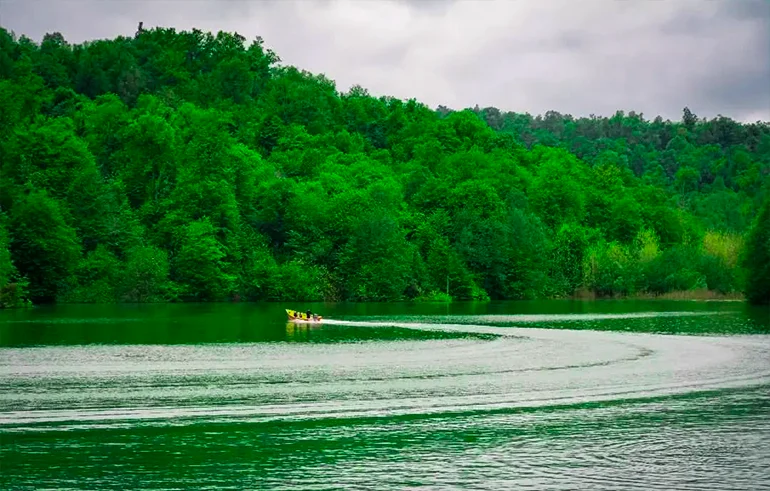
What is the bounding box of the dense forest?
[0,26,768,307]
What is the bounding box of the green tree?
[1,25,767,306]
[120,245,170,303]
[172,218,236,301]
[742,198,770,305]
[9,190,81,302]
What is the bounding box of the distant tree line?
[0,26,768,307]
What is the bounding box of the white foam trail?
[1,312,769,431]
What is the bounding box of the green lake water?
[1,300,769,490]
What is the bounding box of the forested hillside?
[1,26,768,307]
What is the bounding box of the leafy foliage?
[742,198,770,305]
[0,26,768,306]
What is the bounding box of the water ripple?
[1,312,769,490]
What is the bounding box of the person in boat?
[306,309,313,320]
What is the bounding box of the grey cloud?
[0,0,768,122]
[721,0,770,22]
[395,0,454,15]
[553,32,587,52]
[439,1,769,122]
[701,61,770,120]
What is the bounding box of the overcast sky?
[1,0,769,122]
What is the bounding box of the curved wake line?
[2,311,769,432]
[3,372,770,432]
[320,310,732,337]
[324,310,728,326]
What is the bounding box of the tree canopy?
[0,26,768,307]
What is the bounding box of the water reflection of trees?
[745,305,770,334]
[285,322,319,341]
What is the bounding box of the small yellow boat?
[286,309,323,323]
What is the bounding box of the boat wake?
[1,311,769,432]
[3,310,770,491]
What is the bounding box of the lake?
[1,300,769,490]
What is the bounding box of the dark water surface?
[1,301,769,490]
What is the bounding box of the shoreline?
[569,288,744,302]
[1,291,748,309]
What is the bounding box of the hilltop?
[0,26,768,306]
